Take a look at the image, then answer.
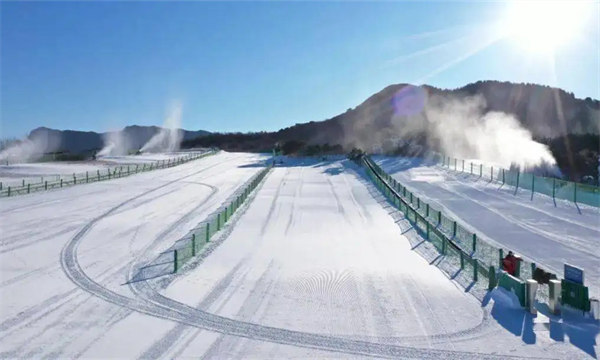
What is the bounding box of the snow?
[0,150,208,187]
[155,158,595,358]
[1,154,597,358]
[0,152,268,358]
[375,156,600,298]
[0,162,112,184]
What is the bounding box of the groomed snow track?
[59,160,510,360]
[1,154,593,358]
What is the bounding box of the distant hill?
[182,80,599,181]
[25,125,210,155]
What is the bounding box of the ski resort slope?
[158,159,589,359]
[0,152,268,358]
[0,152,203,187]
[374,156,600,296]
[0,155,595,359]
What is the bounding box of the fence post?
[491,166,494,182]
[442,236,447,255]
[0,182,2,191]
[502,169,505,184]
[61,179,63,187]
[108,169,111,179]
[515,171,520,194]
[515,259,521,278]
[471,162,473,174]
[488,266,497,290]
[479,164,483,177]
[206,223,210,242]
[417,198,420,209]
[552,178,556,200]
[27,183,30,193]
[426,222,430,240]
[45,181,48,190]
[97,170,100,180]
[217,213,221,230]
[499,249,504,268]
[22,179,25,187]
[452,221,457,238]
[454,158,457,171]
[462,159,465,172]
[173,250,178,273]
[531,176,535,200]
[86,171,89,183]
[426,203,429,217]
[460,251,464,269]
[437,211,441,225]
[7,186,10,197]
[192,234,196,256]
[574,183,577,204]
[474,261,479,282]
[73,174,76,185]
[472,233,477,253]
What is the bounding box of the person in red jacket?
[502,251,520,276]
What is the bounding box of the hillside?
[182,80,600,181]
[20,126,210,156]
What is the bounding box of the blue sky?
[1,1,598,138]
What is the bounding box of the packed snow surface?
[0,155,596,358]
[375,156,600,296]
[0,151,207,186]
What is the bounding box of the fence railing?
[440,155,600,208]
[173,164,272,272]
[362,156,545,288]
[365,155,597,313]
[0,151,215,198]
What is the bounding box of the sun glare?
[505,0,591,53]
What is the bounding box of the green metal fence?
[173,164,272,272]
[441,155,600,208]
[0,151,214,198]
[363,156,542,289]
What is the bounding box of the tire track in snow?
[60,164,534,360]
[131,274,529,359]
[126,170,526,359]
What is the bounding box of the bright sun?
[504,0,591,53]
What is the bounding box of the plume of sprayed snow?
[97,130,132,157]
[0,131,60,164]
[387,88,561,175]
[140,102,183,153]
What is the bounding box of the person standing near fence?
[502,251,521,276]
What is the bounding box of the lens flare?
[392,85,427,116]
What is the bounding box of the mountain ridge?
[22,125,210,155]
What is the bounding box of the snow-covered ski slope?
[156,159,590,359]
[0,152,267,358]
[374,156,600,296]
[0,155,596,358]
[0,151,208,187]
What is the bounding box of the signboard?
[564,263,585,285]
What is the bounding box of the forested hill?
[182,80,599,181]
